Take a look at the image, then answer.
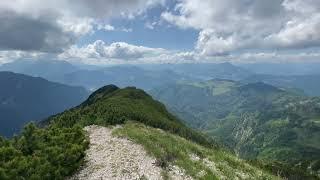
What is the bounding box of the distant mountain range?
[0,71,88,137]
[2,60,320,98]
[243,74,320,96]
[151,79,320,177]
[61,66,185,91]
[238,62,320,76]
[141,62,253,81]
[0,60,188,91]
[0,60,78,82]
[0,60,253,91]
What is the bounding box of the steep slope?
[150,79,242,128]
[0,72,88,137]
[151,80,320,178]
[113,122,279,180]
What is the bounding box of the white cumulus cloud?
[162,0,320,55]
[59,40,168,60]
[0,0,165,52]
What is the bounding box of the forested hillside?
[151,80,320,178]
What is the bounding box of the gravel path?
[70,125,192,180]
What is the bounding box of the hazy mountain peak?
[0,71,88,137]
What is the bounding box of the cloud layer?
[0,0,164,52]
[162,0,320,55]
[57,40,320,65]
[59,40,167,60]
[0,0,319,64]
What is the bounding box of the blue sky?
[78,18,199,51]
[77,1,199,51]
[0,0,319,65]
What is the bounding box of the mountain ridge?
[45,84,213,147]
[0,71,88,137]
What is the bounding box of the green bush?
[0,123,88,180]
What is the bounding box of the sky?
[0,0,319,65]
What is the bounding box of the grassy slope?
[114,121,279,180]
[151,80,320,179]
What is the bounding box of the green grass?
[113,121,279,180]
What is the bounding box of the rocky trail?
[70,125,191,180]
